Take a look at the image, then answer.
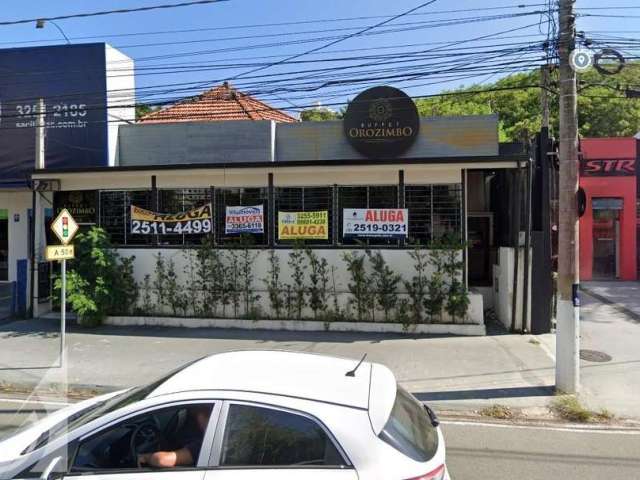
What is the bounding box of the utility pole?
[556,0,580,393]
[540,65,550,130]
[29,98,46,318]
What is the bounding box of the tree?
[300,107,341,121]
[415,64,640,141]
[135,104,155,120]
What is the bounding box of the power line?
[226,0,441,82]
[0,0,229,26]
[0,84,550,133]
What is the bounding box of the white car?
[0,350,450,480]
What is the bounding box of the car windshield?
[378,386,439,463]
[22,359,201,454]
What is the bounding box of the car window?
[378,386,439,462]
[220,404,346,467]
[72,403,213,472]
[22,361,204,454]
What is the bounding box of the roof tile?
[139,82,297,124]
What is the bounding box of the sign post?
[48,209,79,368]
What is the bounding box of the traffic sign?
[51,208,79,245]
[45,245,75,261]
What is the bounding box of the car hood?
[0,390,124,464]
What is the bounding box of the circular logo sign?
[343,86,419,157]
[569,49,593,72]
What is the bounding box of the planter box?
[105,316,486,336]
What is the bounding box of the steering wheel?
[130,418,164,464]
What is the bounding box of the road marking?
[0,397,70,407]
[441,419,640,434]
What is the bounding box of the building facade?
[579,137,639,281]
[33,86,535,333]
[0,43,134,315]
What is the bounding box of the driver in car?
[137,405,211,468]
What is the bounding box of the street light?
[35,19,71,45]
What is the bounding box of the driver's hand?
[137,453,150,468]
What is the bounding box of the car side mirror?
[40,456,63,480]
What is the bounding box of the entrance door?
[468,214,492,286]
[592,198,623,279]
[0,209,8,281]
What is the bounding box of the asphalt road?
[1,397,640,480]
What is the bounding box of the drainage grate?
[580,349,612,363]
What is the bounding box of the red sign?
[581,158,636,176]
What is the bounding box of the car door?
[204,401,358,480]
[58,400,221,480]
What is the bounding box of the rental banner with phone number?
[343,208,408,238]
[130,204,213,235]
[278,211,328,240]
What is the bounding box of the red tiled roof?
[139,82,297,124]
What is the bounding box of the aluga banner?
[343,208,408,238]
[130,203,213,235]
[225,205,264,234]
[278,211,328,240]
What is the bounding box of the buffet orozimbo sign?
[343,86,420,158]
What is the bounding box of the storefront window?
[338,185,399,246]
[99,191,127,245]
[275,186,333,246]
[157,189,210,246]
[95,184,461,249]
[216,188,268,246]
[405,184,462,245]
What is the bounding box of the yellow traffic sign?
[45,245,75,261]
[51,208,79,246]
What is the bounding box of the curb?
[581,287,640,324]
[0,380,119,399]
[2,380,640,431]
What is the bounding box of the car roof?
[147,350,385,410]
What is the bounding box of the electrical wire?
[0,0,229,27]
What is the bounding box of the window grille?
[275,186,332,245]
[405,184,462,245]
[215,187,269,245]
[158,188,210,246]
[338,185,398,246]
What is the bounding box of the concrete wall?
[0,192,31,285]
[117,121,275,166]
[118,247,483,325]
[276,116,499,162]
[0,191,51,316]
[493,247,531,332]
[106,45,135,167]
[115,115,499,168]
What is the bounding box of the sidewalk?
[582,281,640,320]
[577,286,640,419]
[0,317,557,415]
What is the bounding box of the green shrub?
[404,243,430,324]
[306,247,330,320]
[263,250,284,319]
[366,249,401,322]
[342,250,373,322]
[54,226,138,327]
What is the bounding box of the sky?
[0,0,638,115]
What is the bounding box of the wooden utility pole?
[556,0,580,393]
